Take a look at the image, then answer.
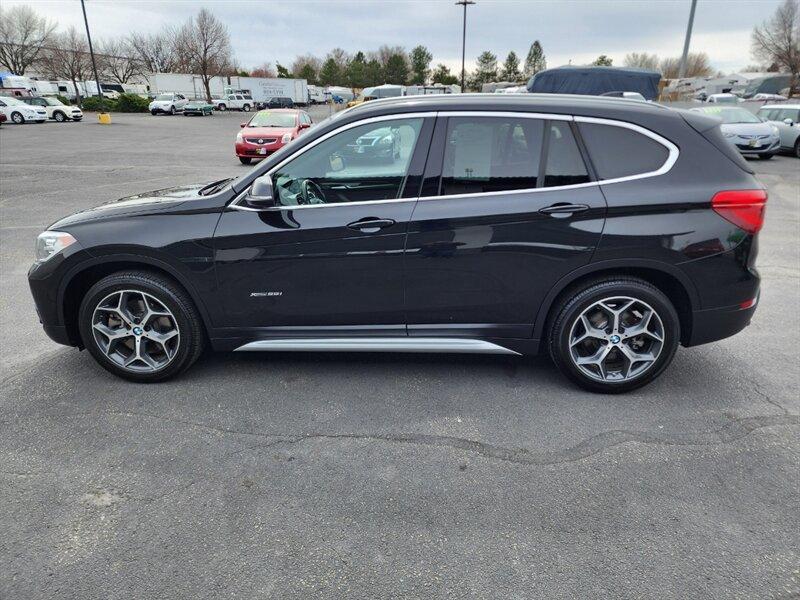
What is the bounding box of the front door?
[213,116,432,331]
[404,115,606,339]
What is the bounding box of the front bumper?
[235,139,286,158]
[733,137,780,155]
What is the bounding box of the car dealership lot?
[1,113,798,598]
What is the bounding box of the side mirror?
[783,118,794,126]
[240,122,247,128]
[246,175,275,207]
[299,122,311,129]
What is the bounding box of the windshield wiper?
[199,178,233,196]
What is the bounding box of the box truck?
[224,76,308,106]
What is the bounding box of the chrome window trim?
[230,111,679,211]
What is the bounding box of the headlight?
[236,131,243,141]
[281,133,293,143]
[36,231,76,263]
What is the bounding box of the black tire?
[548,277,680,394]
[794,139,800,159]
[759,153,773,160]
[11,111,24,124]
[239,157,252,165]
[218,104,227,111]
[78,271,205,382]
[53,111,67,122]
[169,105,175,115]
[242,104,251,112]
[151,110,158,116]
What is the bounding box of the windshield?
[712,95,737,104]
[155,94,172,101]
[44,97,63,106]
[247,111,296,127]
[701,107,762,124]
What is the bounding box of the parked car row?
[148,92,297,116]
[0,95,83,123]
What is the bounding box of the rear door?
[404,113,606,339]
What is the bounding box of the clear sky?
[8,0,783,74]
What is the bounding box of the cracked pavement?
[1,113,799,599]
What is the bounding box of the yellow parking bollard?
[98,112,111,124]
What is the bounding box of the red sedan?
[235,109,312,164]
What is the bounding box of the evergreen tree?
[364,59,383,86]
[384,53,409,84]
[523,40,546,78]
[431,63,459,85]
[276,63,291,78]
[409,45,433,85]
[499,51,522,81]
[318,57,340,85]
[592,55,613,66]
[468,50,498,90]
[296,63,317,85]
[347,51,368,88]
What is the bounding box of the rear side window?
[578,122,669,180]
[544,122,590,187]
[440,117,543,195]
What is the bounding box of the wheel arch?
[533,259,699,348]
[59,254,213,346]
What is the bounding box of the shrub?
[55,94,71,106]
[80,96,116,112]
[114,93,150,112]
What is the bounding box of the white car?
[757,103,800,158]
[23,96,83,122]
[691,106,780,159]
[148,93,188,115]
[752,93,788,102]
[0,96,47,123]
[215,94,254,112]
[706,93,741,104]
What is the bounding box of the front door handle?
[347,217,396,233]
[539,203,590,216]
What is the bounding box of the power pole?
[677,0,698,79]
[455,0,475,91]
[80,0,103,100]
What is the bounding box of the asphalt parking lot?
[1,111,798,599]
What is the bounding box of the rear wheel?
[239,157,252,165]
[78,271,204,382]
[169,105,175,115]
[242,104,251,112]
[53,111,67,122]
[11,111,24,124]
[548,278,680,393]
[151,110,158,116]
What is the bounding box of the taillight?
[711,189,768,234]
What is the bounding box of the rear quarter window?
[578,122,669,180]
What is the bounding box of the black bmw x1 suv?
[29,94,766,392]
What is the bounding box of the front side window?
[778,108,800,122]
[440,117,543,195]
[578,122,669,180]
[272,118,424,207]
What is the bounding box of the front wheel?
[53,111,67,122]
[239,157,252,165]
[151,110,158,116]
[78,271,205,382]
[548,278,680,393]
[242,104,251,112]
[217,104,227,112]
[10,111,24,124]
[169,105,176,115]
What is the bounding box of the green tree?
[592,55,613,66]
[318,57,341,85]
[276,63,291,78]
[296,63,317,85]
[468,50,498,90]
[364,59,383,87]
[523,40,547,78]
[409,45,433,85]
[384,52,409,84]
[347,51,368,88]
[499,51,522,81]
[431,63,459,85]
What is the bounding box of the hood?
[241,125,296,137]
[50,183,211,229]
[720,122,774,136]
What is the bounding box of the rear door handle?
[347,218,396,232]
[539,203,590,215]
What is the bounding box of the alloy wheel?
[568,296,664,382]
[11,112,24,124]
[91,289,180,373]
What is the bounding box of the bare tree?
[98,38,143,84]
[660,52,713,78]
[128,28,181,73]
[250,62,276,78]
[752,0,800,97]
[291,54,322,78]
[40,27,92,106]
[178,9,232,101]
[0,4,57,75]
[624,52,660,71]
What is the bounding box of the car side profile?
[756,103,800,158]
[0,96,47,123]
[149,93,188,115]
[28,94,766,392]
[23,96,84,122]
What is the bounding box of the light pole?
[677,0,698,79]
[80,0,103,101]
[455,0,475,91]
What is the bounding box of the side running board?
[233,337,520,355]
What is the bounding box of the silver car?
[690,106,780,159]
[756,104,800,158]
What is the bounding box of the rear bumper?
[685,292,759,347]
